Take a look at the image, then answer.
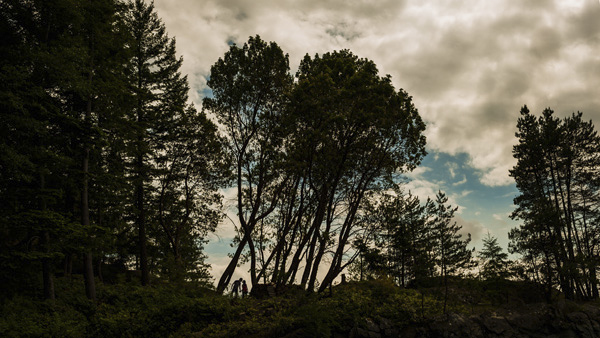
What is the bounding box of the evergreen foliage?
[351,188,432,285]
[478,232,509,281]
[509,106,600,300]
[0,0,223,298]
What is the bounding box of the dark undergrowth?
[0,276,593,338]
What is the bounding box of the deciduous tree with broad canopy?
[205,38,427,293]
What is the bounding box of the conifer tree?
[430,191,473,313]
[356,189,431,286]
[78,0,127,302]
[478,232,509,280]
[123,0,226,285]
[0,0,75,300]
[0,0,127,300]
[123,0,180,285]
[510,106,600,300]
[0,0,221,295]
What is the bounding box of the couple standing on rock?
[231,278,248,298]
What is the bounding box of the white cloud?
[457,190,473,198]
[404,178,439,203]
[404,178,467,214]
[454,215,484,243]
[153,1,600,190]
[403,166,432,180]
[446,162,458,178]
[492,212,512,222]
[453,175,467,186]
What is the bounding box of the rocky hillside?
[346,302,600,338]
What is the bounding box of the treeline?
[0,0,434,300]
[1,0,227,300]
[0,0,445,299]
[204,46,600,301]
[2,0,599,304]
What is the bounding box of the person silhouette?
[231,278,242,298]
[242,280,248,298]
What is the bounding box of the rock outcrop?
[346,302,600,338]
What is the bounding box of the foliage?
[287,50,427,292]
[203,35,293,292]
[3,0,600,328]
[121,0,228,286]
[509,106,600,300]
[0,277,228,338]
[205,41,427,293]
[0,275,584,338]
[351,189,473,296]
[478,232,510,281]
[0,0,224,300]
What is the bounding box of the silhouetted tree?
[510,106,600,300]
[478,232,509,281]
[287,50,427,292]
[430,191,473,313]
[204,35,293,293]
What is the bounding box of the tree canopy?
[2,0,599,308]
[510,106,600,300]
[0,0,225,299]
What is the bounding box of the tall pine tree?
[510,106,600,300]
[430,191,473,313]
[123,0,226,285]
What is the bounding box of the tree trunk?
[443,268,448,314]
[82,20,97,298]
[82,146,96,301]
[40,172,55,300]
[283,215,317,285]
[301,229,318,288]
[42,230,55,300]
[306,237,325,291]
[300,190,328,289]
[136,169,149,286]
[135,96,149,286]
[318,196,362,292]
[248,236,257,286]
[96,257,103,283]
[216,234,248,294]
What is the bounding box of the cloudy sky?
[152,0,600,278]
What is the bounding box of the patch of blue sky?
[407,150,520,252]
[205,237,236,256]
[198,78,213,99]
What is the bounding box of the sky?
[151,0,600,280]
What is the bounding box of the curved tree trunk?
[216,234,248,294]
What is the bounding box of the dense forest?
[2,0,600,337]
